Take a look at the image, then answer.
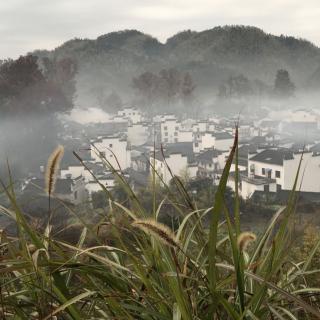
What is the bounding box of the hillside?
[33,26,320,107]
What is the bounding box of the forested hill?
[32,25,320,106]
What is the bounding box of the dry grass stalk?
[132,219,179,249]
[45,145,64,196]
[237,232,256,252]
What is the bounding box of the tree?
[274,69,295,98]
[218,74,252,99]
[181,72,196,108]
[158,68,181,106]
[132,71,159,111]
[0,55,77,117]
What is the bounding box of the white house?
[196,149,223,179]
[150,151,189,184]
[91,135,131,170]
[194,131,234,153]
[160,117,181,144]
[117,107,143,124]
[235,148,320,198]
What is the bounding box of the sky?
[1,0,320,59]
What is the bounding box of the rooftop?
[249,149,294,166]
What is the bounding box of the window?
[175,126,179,130]
[74,191,78,200]
[109,144,113,148]
[277,184,281,192]
[165,132,168,136]
[174,138,178,142]
[262,168,265,175]
[164,126,168,130]
[276,170,281,178]
[100,151,106,157]
[174,132,178,136]
[164,138,168,142]
[264,184,269,192]
[195,142,199,147]
[110,154,113,158]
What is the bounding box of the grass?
[0,128,320,319]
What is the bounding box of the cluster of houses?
[24,106,320,204]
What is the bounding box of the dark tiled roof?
[196,149,222,163]
[166,142,195,163]
[238,144,258,158]
[249,149,294,166]
[212,132,233,140]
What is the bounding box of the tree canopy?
[0,55,77,117]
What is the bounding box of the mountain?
[32,26,320,107]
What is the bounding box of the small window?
[165,132,168,136]
[110,154,113,158]
[195,142,199,147]
[174,132,178,136]
[164,126,168,130]
[262,168,265,175]
[164,138,168,142]
[109,144,113,148]
[174,138,178,142]
[175,126,179,130]
[74,191,78,199]
[277,184,281,192]
[276,170,281,178]
[100,151,106,157]
[264,184,269,192]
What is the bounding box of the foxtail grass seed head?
[45,145,64,196]
[132,219,179,249]
[237,232,256,252]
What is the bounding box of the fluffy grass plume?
[237,232,256,252]
[132,219,179,249]
[45,145,64,196]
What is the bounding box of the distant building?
[160,117,181,144]
[232,148,320,198]
[117,107,143,124]
[91,135,131,170]
[24,176,88,205]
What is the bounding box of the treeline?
[131,68,196,114]
[0,55,77,117]
[217,69,295,100]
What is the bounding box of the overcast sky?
[1,0,320,59]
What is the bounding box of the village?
[23,106,320,206]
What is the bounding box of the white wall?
[248,160,284,187]
[214,138,234,151]
[161,119,180,144]
[118,108,143,124]
[152,153,188,184]
[60,165,84,179]
[283,153,320,192]
[91,136,131,170]
[178,130,193,142]
[127,124,149,146]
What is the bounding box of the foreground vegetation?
[0,130,320,319]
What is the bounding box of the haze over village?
[2,0,320,317]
